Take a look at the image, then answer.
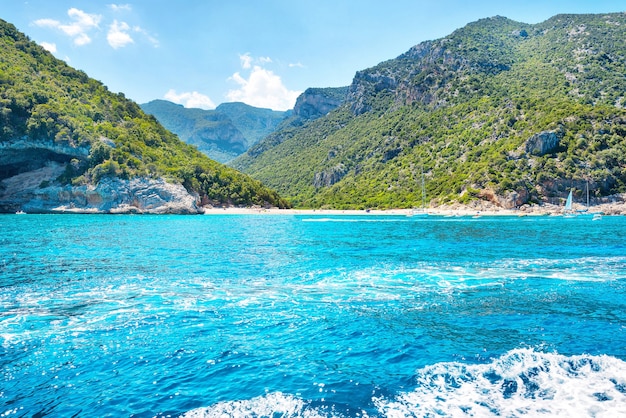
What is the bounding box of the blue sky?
[2,1,625,110]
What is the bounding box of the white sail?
[565,190,573,211]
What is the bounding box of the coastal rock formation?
[0,164,201,214]
[0,137,201,214]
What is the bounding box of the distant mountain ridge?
[232,13,626,209]
[140,100,288,163]
[141,87,349,163]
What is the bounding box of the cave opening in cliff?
[0,149,75,182]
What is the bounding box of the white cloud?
[107,20,134,49]
[164,89,216,110]
[39,42,57,53]
[34,18,61,28]
[239,53,253,70]
[226,65,301,111]
[74,33,92,46]
[109,4,132,12]
[289,62,305,68]
[133,26,159,48]
[34,8,101,46]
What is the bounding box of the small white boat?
[15,210,26,215]
[592,213,603,221]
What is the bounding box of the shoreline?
[201,203,626,217]
[9,196,626,216]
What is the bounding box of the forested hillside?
[233,14,626,209]
[0,19,289,211]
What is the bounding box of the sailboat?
[563,189,576,217]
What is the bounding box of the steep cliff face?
[347,17,526,115]
[293,87,348,120]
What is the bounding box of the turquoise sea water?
[1,214,626,417]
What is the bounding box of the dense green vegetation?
[233,14,626,209]
[0,19,288,208]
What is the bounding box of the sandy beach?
[201,199,626,217]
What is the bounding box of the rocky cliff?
[0,160,202,214]
[293,87,348,120]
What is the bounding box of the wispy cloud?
[34,8,101,46]
[227,55,301,111]
[239,53,253,70]
[164,89,216,110]
[133,26,159,48]
[109,4,132,12]
[107,20,134,49]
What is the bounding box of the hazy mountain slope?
[0,19,288,212]
[140,100,286,163]
[214,102,288,147]
[233,14,626,209]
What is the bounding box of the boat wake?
[182,348,626,417]
[376,348,626,417]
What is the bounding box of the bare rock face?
[313,164,347,188]
[293,88,347,120]
[524,130,562,156]
[495,189,530,209]
[0,168,202,214]
[0,137,91,180]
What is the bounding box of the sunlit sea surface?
[1,214,626,417]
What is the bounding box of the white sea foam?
[376,348,626,417]
[181,349,626,418]
[181,392,328,418]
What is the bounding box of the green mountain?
[243,86,349,159]
[232,14,626,209]
[140,100,288,163]
[141,87,348,164]
[0,19,289,212]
